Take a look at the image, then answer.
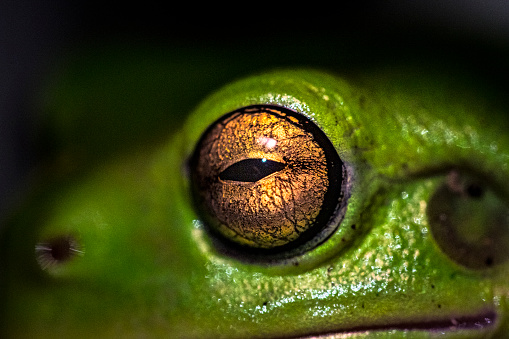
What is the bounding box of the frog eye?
[35,235,83,270]
[427,170,509,269]
[189,105,347,259]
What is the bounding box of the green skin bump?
[1,48,509,338]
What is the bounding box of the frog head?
[1,66,508,338]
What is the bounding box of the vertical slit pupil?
[219,158,286,182]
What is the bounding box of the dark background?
[1,1,509,221]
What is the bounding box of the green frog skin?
[1,61,509,338]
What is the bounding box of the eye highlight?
[190,105,347,258]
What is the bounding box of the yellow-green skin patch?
[1,49,508,338]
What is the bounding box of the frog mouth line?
[291,310,497,338]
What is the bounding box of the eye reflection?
[257,136,277,149]
[190,105,347,257]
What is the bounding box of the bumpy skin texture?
[1,59,509,338]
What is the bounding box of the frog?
[1,47,509,338]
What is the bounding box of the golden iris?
[190,105,346,255]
